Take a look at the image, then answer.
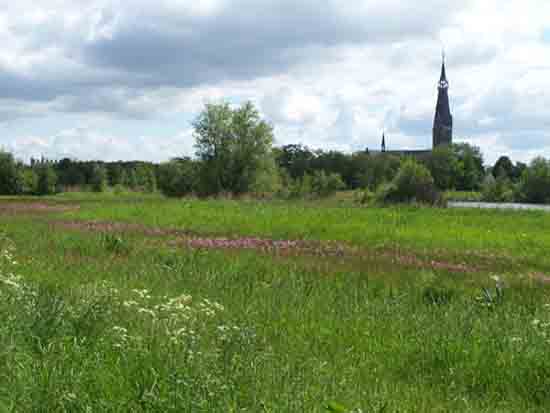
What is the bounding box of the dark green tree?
[90,164,108,192]
[35,164,58,195]
[0,151,23,195]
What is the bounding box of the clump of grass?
[101,233,130,255]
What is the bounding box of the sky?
[1,0,550,165]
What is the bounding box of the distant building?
[432,55,453,147]
[370,55,453,156]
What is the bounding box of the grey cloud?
[82,0,470,88]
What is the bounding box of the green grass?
[58,196,550,272]
[1,196,550,412]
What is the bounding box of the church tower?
[432,54,453,148]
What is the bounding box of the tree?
[124,168,138,190]
[194,101,275,196]
[275,144,315,179]
[358,154,401,190]
[377,158,440,205]
[517,157,550,204]
[0,151,22,195]
[424,146,458,190]
[90,164,108,192]
[492,156,514,180]
[311,170,345,198]
[35,164,57,195]
[453,143,484,191]
[157,158,198,197]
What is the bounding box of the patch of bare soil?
[0,202,78,214]
[528,273,550,284]
[53,219,479,274]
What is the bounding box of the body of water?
[449,201,550,212]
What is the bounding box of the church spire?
[439,50,448,84]
[433,52,453,148]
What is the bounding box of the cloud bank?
[1,0,549,164]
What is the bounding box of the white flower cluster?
[113,288,231,350]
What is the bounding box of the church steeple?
[381,131,386,152]
[433,52,453,148]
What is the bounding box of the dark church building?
[377,56,453,155]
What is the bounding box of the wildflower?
[138,308,156,318]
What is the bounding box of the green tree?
[453,143,484,191]
[517,157,550,204]
[35,164,57,195]
[424,146,458,190]
[124,168,138,190]
[492,156,514,180]
[19,168,38,194]
[0,151,23,195]
[377,158,440,205]
[193,101,275,196]
[90,164,108,192]
[311,170,345,198]
[157,158,198,197]
[358,154,401,190]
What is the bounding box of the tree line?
[0,101,548,204]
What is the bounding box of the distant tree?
[358,154,401,190]
[108,163,125,186]
[275,144,315,179]
[19,168,37,194]
[157,158,198,197]
[424,145,458,190]
[0,151,23,195]
[194,101,275,196]
[144,167,157,193]
[492,156,514,180]
[35,164,57,195]
[376,158,440,205]
[453,143,484,191]
[517,157,550,204]
[124,168,138,190]
[90,164,108,192]
[311,170,345,198]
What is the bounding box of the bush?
[516,157,550,204]
[311,171,345,198]
[481,174,515,203]
[157,159,198,198]
[376,159,441,205]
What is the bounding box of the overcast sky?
[1,0,549,165]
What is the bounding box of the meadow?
[1,193,550,412]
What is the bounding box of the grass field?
[1,193,550,412]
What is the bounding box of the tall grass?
[1,212,550,412]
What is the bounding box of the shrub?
[516,157,550,204]
[311,171,345,198]
[376,159,441,205]
[157,159,198,198]
[481,174,515,203]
